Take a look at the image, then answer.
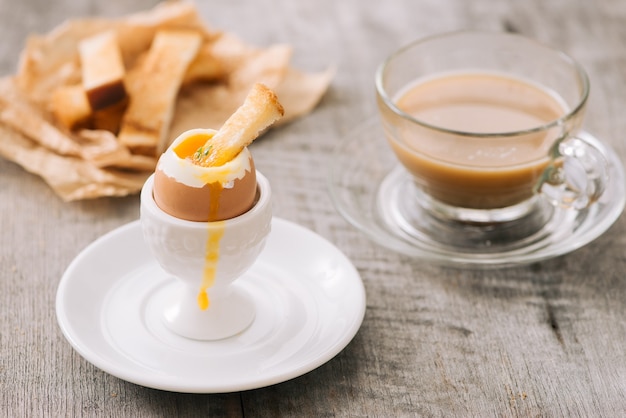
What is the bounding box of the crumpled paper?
[0,1,333,201]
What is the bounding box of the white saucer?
[328,118,625,266]
[56,218,366,393]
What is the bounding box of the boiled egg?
[153,128,257,222]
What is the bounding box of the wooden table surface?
[2,0,626,416]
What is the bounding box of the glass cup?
[375,31,609,245]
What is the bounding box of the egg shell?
[153,129,258,222]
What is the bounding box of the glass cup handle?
[538,136,609,210]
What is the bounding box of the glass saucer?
[328,118,625,267]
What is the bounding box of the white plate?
[56,218,366,393]
[328,119,625,266]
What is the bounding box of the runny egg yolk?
[172,132,208,159]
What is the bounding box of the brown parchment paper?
[0,1,334,201]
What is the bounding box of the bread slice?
[50,85,92,129]
[118,29,202,156]
[193,83,284,167]
[79,30,127,110]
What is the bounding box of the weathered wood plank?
[1,0,626,416]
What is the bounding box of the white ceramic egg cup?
[140,172,272,340]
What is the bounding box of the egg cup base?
[162,285,255,340]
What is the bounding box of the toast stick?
[118,29,202,155]
[79,30,127,110]
[193,83,284,167]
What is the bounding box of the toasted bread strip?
[118,29,202,156]
[79,30,127,110]
[50,85,92,129]
[50,84,128,133]
[193,83,284,167]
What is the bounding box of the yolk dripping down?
[163,132,256,310]
[176,134,225,311]
[197,220,224,310]
[195,179,225,310]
